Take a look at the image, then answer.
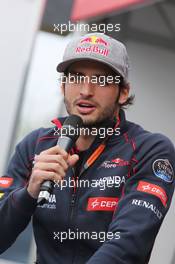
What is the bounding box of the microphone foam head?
[63,115,83,128]
[61,115,83,141]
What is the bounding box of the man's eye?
[69,74,76,80]
[69,76,74,81]
[68,74,84,83]
[76,75,83,82]
[100,76,116,86]
[97,77,110,87]
[104,78,111,86]
[67,74,78,84]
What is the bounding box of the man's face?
[62,60,129,127]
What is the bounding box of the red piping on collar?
[51,118,62,129]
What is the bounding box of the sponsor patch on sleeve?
[0,192,4,199]
[137,181,168,207]
[0,177,14,188]
[87,197,119,211]
[152,159,174,183]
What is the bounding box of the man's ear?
[118,84,130,105]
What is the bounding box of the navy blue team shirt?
[0,110,174,264]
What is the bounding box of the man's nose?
[79,80,94,97]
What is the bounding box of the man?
[0,33,174,264]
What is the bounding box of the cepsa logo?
[0,177,13,188]
[87,197,119,211]
[137,181,168,207]
[76,35,110,57]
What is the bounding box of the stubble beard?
[64,97,119,129]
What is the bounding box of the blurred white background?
[0,0,174,263]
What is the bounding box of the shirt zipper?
[69,168,79,221]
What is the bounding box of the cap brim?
[56,57,125,82]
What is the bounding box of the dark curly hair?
[118,76,135,109]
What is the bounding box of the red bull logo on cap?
[76,35,110,57]
[80,35,109,46]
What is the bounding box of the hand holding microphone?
[27,115,83,204]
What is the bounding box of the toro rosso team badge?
[99,158,130,169]
[152,159,174,183]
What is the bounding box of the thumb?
[67,154,79,167]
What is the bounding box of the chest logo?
[87,197,119,211]
[99,158,130,169]
[0,177,13,188]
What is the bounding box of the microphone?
[37,115,83,205]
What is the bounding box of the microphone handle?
[37,137,74,205]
